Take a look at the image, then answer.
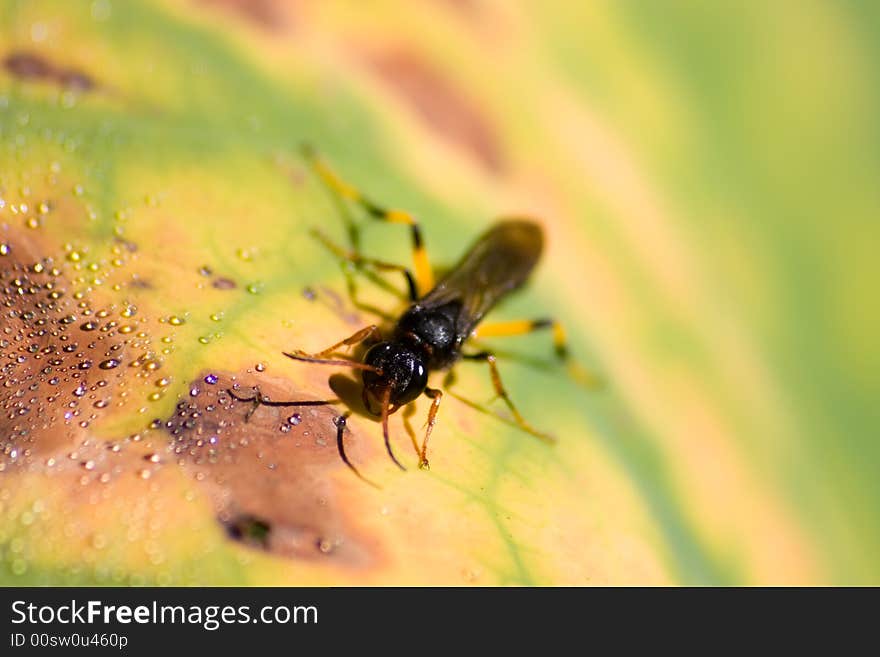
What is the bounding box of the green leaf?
[1,0,877,585]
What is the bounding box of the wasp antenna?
[381,388,406,471]
[334,414,380,489]
[282,351,382,374]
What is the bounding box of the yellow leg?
[283,325,384,373]
[462,352,555,444]
[294,324,381,359]
[302,145,435,296]
[473,318,602,388]
[311,228,417,302]
[418,387,443,470]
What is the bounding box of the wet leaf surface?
[0,0,878,584]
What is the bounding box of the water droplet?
[204,374,218,385]
[236,247,256,261]
[98,358,120,369]
[288,413,301,426]
[0,244,10,256]
[245,282,263,295]
[255,362,265,372]
[167,315,185,326]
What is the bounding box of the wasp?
[230,147,590,485]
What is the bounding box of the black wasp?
[229,147,590,485]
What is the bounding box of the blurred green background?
[0,0,877,584]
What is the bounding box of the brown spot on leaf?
[198,0,295,33]
[161,373,382,567]
[3,52,53,80]
[223,512,272,548]
[429,0,481,19]
[361,48,504,174]
[211,276,237,290]
[0,230,129,469]
[3,51,95,91]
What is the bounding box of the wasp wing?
[418,219,544,337]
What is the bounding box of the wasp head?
[361,342,427,411]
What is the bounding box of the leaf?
[1,0,877,585]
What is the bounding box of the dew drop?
[98,358,120,370]
[236,247,256,261]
